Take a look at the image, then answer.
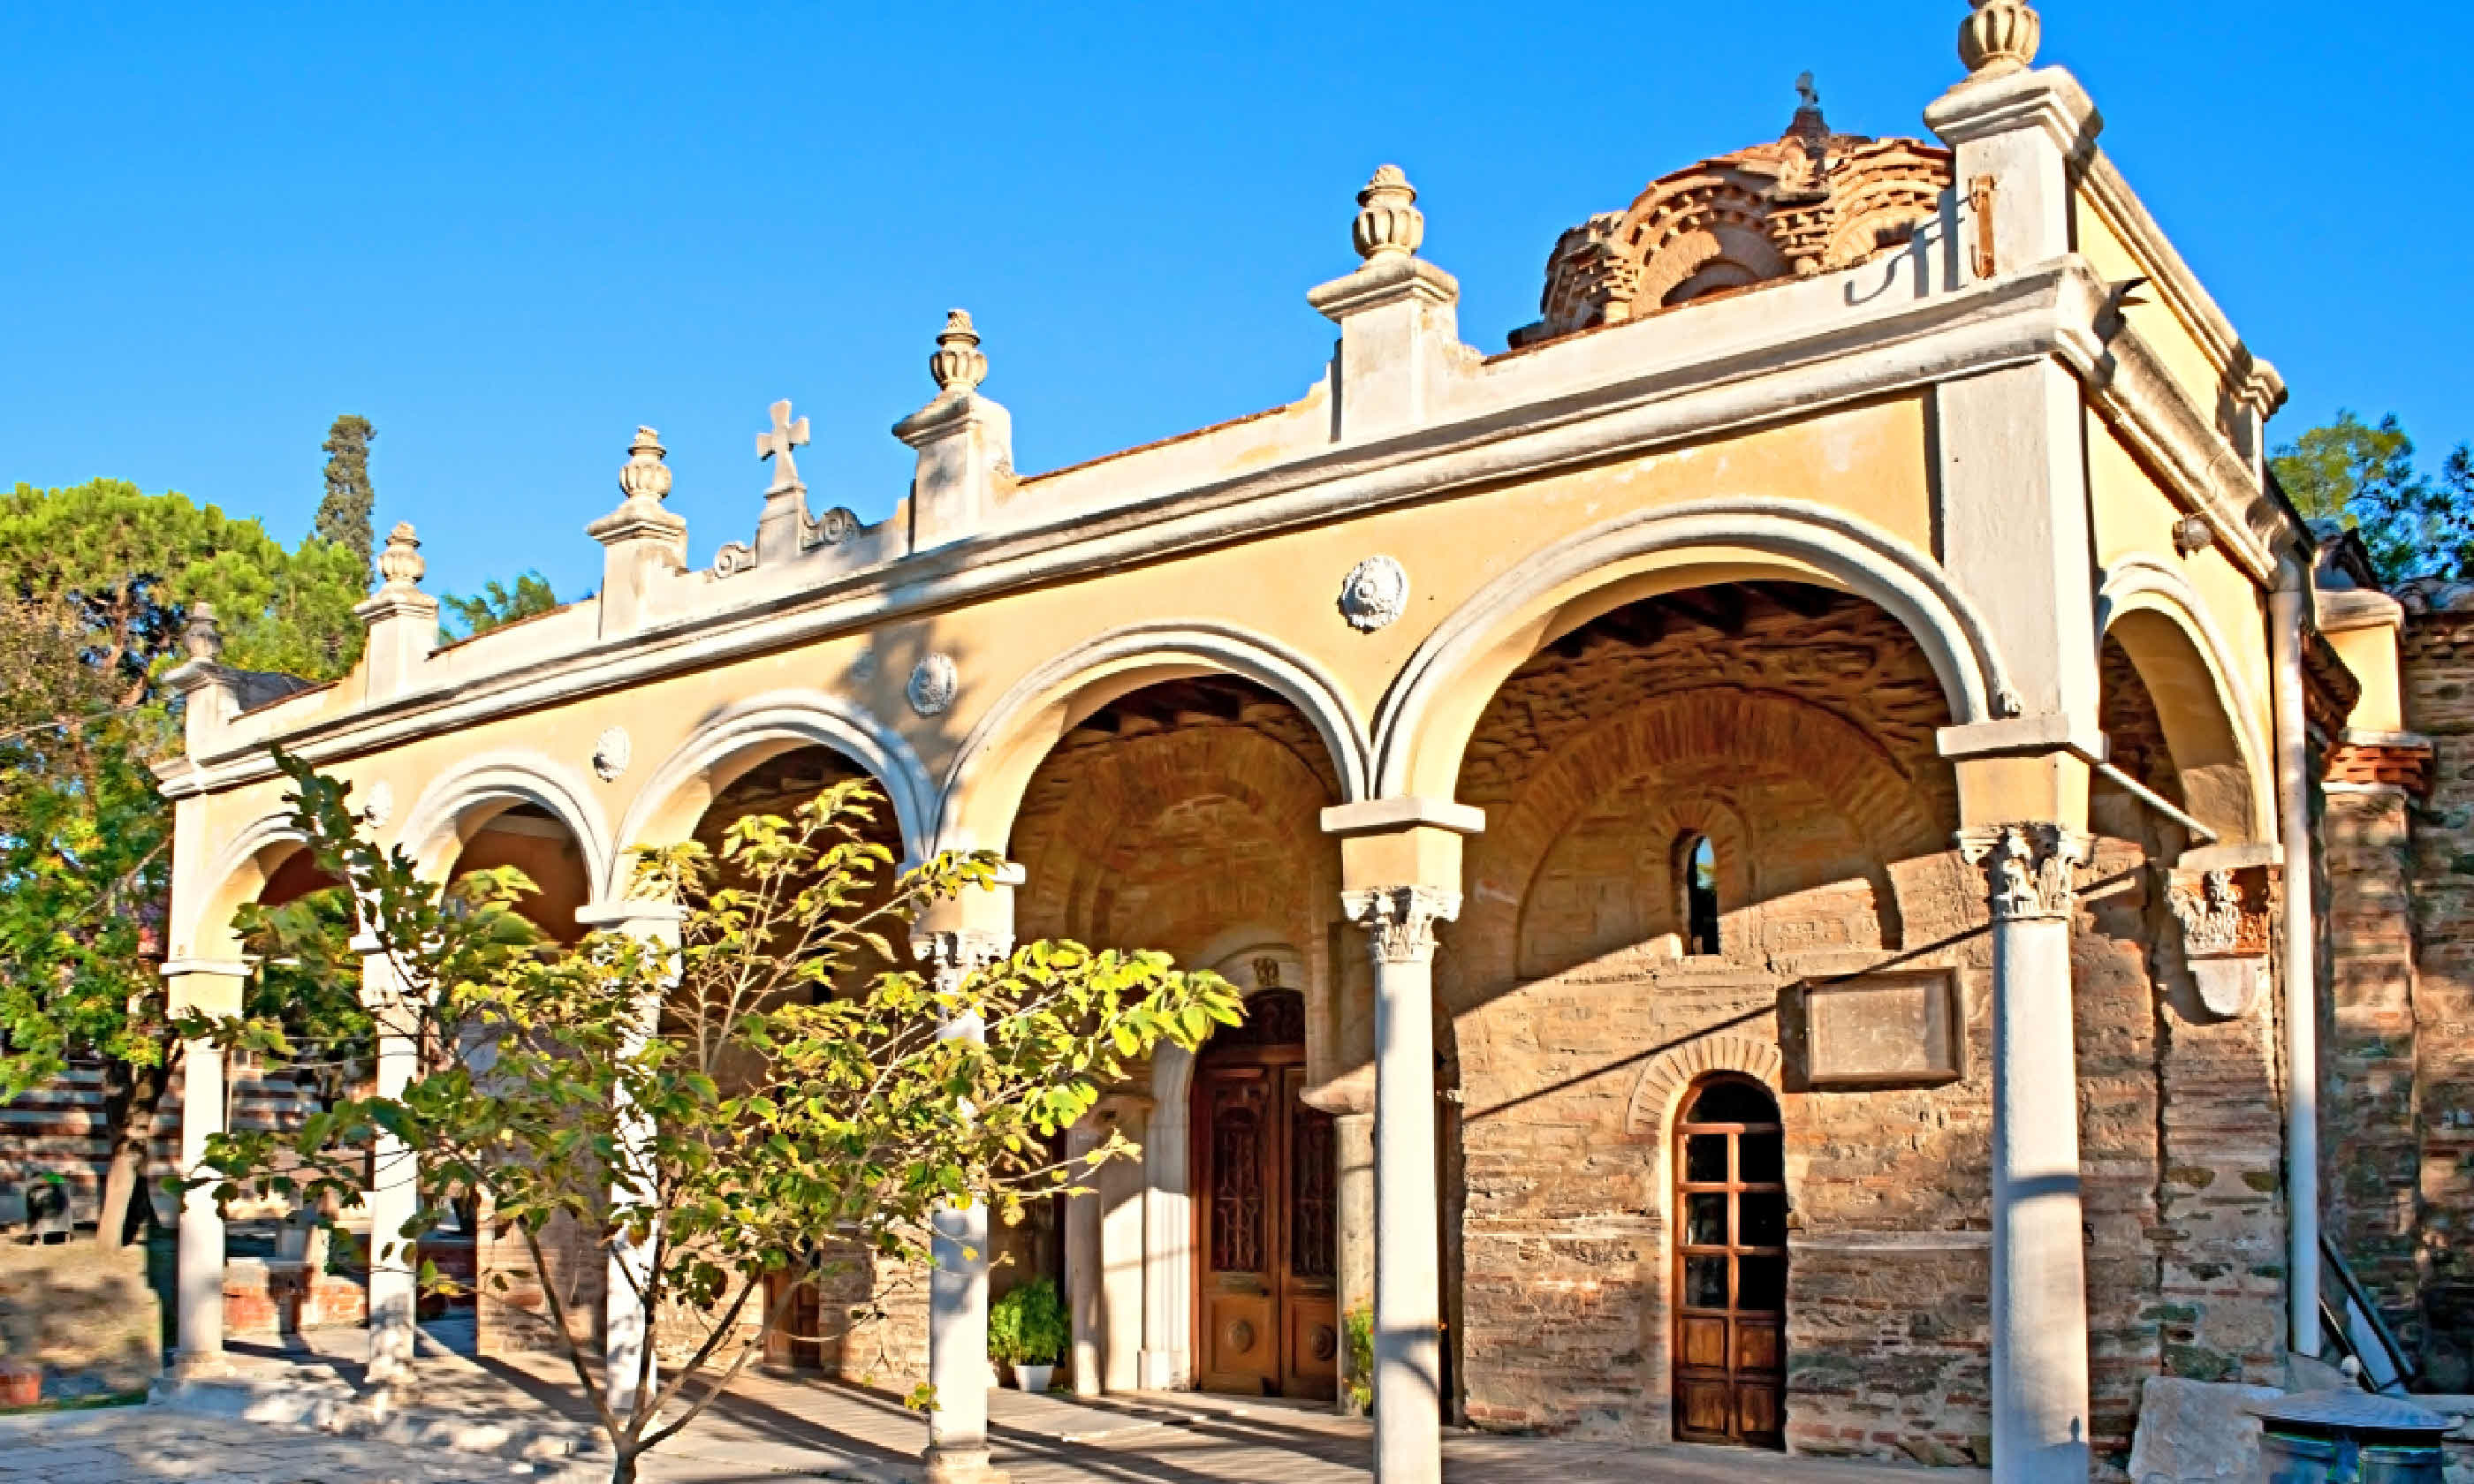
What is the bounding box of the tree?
[442,571,559,639]
[2272,411,2474,584]
[315,414,377,585]
[0,478,367,1246]
[186,753,1239,1484]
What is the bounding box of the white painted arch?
[936,621,1374,855]
[1371,499,2019,799]
[614,690,937,889]
[2094,556,2274,843]
[178,807,312,961]
[395,750,618,890]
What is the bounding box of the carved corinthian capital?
[1340,885,1461,965]
[1956,822,2090,922]
[908,928,1013,992]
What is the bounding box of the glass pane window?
[1685,1253,1730,1309]
[1686,1192,1728,1246]
[1740,1191,1787,1247]
[1687,1079,1777,1125]
[1685,1133,1728,1184]
[1738,1254,1787,1312]
[1739,1130,1784,1185]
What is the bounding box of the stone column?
[576,898,686,1422]
[1064,1116,1105,1397]
[357,938,421,1389]
[1335,1110,1376,1412]
[1139,1086,1190,1389]
[163,959,247,1378]
[1342,885,1461,1484]
[1095,1102,1149,1394]
[913,926,1013,1484]
[1958,822,2093,1484]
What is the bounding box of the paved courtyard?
[0,1324,1978,1484]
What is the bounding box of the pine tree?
[314,413,376,584]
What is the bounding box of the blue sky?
[3,2,2466,604]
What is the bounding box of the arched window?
[1681,833,1720,956]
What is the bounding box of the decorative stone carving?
[618,427,672,507]
[376,522,426,591]
[592,726,632,784]
[2167,865,2276,1016]
[1956,822,2090,922]
[807,505,860,548]
[182,602,224,663]
[357,779,393,829]
[1339,556,1409,632]
[1958,0,2040,79]
[909,928,1013,993]
[2173,513,2216,557]
[907,653,959,716]
[710,541,755,578]
[756,399,809,494]
[929,309,987,395]
[1340,885,1461,964]
[1351,165,1424,261]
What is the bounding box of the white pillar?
[914,928,1013,1484]
[1065,1117,1104,1397]
[2272,572,2322,1353]
[1139,1088,1190,1389]
[1959,823,2093,1484]
[163,960,246,1379]
[1096,1110,1149,1395]
[359,941,421,1389]
[577,899,686,1424]
[1342,885,1460,1484]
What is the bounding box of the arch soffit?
[937,621,1374,854]
[396,751,618,890]
[2094,557,2273,839]
[183,807,312,958]
[1373,500,2015,799]
[615,691,936,887]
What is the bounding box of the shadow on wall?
[0,1238,165,1396]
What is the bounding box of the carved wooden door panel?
[1192,989,1338,1399]
[1672,1075,1787,1450]
[1196,1062,1279,1394]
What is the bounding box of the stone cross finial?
[756,399,809,493]
[929,309,987,394]
[1795,71,1820,110]
[1958,0,2040,78]
[181,602,224,663]
[1351,164,1424,261]
[618,426,672,506]
[376,522,425,591]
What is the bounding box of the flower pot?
[1014,1362,1054,1394]
[0,1362,41,1408]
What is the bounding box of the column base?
[168,1350,234,1380]
[923,1444,1010,1484]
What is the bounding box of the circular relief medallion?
[1225,1319,1257,1356]
[592,726,632,784]
[1339,555,1408,632]
[907,653,960,716]
[1309,1324,1339,1363]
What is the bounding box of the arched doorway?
[1673,1073,1787,1449]
[1191,987,1338,1399]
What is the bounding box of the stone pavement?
[0,1322,1983,1484]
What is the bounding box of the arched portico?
[937,622,1372,856]
[1370,500,2017,800]
[618,691,935,882]
[396,751,617,897]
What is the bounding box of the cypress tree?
[315,413,376,583]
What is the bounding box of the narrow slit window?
[1683,834,1720,956]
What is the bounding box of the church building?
[148,5,2416,1481]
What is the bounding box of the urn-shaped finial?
[182,601,224,663]
[618,426,672,505]
[376,521,426,591]
[929,309,987,394]
[1352,164,1424,261]
[1958,0,2041,78]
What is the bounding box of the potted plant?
[988,1276,1069,1394]
[0,1352,40,1409]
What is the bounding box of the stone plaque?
[1791,969,1962,1088]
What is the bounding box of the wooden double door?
[1673,1075,1788,1449]
[1193,990,1339,1399]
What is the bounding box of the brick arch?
[1625,1034,1786,1144]
[1479,687,1941,910]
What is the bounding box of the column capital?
[1956,822,2091,922]
[1340,884,1461,965]
[577,897,688,935]
[161,957,251,980]
[911,928,1014,991]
